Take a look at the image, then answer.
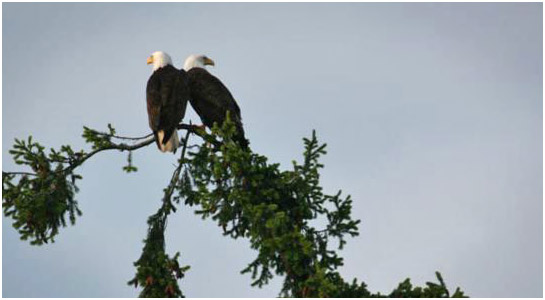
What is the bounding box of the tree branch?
[63,136,155,174]
[4,123,210,179]
[86,129,153,141]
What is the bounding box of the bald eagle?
[183,54,249,149]
[146,51,189,153]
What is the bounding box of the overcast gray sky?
[2,2,542,297]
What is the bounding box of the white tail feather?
[157,130,179,153]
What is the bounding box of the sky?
[2,2,542,298]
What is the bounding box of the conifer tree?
[3,117,466,298]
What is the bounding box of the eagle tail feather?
[156,130,179,153]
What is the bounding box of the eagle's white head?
[147,51,173,71]
[183,54,215,71]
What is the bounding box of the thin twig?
[88,129,154,141]
[110,133,154,140]
[3,171,38,177]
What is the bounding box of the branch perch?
[4,123,208,178]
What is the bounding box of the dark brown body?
[146,65,190,149]
[186,67,248,148]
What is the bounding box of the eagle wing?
[146,71,162,131]
[187,68,248,148]
[146,65,189,145]
[187,68,242,127]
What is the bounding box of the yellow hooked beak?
[203,57,215,66]
[146,56,153,65]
